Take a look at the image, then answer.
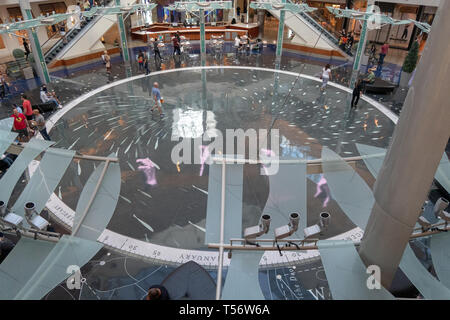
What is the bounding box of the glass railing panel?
[0,139,54,207]
[10,147,75,221]
[399,243,450,299]
[0,237,56,300]
[317,240,395,300]
[72,153,121,241]
[430,233,450,290]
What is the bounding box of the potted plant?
[400,41,419,87]
[12,48,25,60]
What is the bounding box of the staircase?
[266,1,353,60]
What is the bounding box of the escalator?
[44,1,129,65]
[265,1,353,60]
[44,16,96,65]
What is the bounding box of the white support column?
[19,0,50,84]
[359,0,450,289]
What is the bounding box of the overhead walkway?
[265,1,353,60]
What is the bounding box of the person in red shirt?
[11,108,29,142]
[172,36,180,55]
[379,42,389,65]
[21,94,33,122]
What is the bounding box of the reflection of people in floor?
[351,79,363,109]
[136,157,158,186]
[401,25,409,40]
[146,285,170,300]
[314,175,331,208]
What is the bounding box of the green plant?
[12,48,25,59]
[28,55,35,63]
[402,41,419,73]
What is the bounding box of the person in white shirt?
[40,85,62,109]
[320,64,332,91]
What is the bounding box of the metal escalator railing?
[44,16,95,64]
[285,0,353,58]
[44,1,116,65]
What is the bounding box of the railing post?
[215,158,227,300]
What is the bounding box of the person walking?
[143,55,150,75]
[379,42,389,65]
[103,51,111,74]
[23,39,30,59]
[151,82,163,117]
[320,64,332,91]
[33,109,51,141]
[153,39,162,61]
[0,73,10,98]
[172,35,181,56]
[351,79,363,109]
[21,94,33,124]
[137,50,144,71]
[401,25,409,40]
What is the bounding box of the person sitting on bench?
[363,67,377,85]
[40,85,62,109]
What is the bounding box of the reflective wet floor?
[49,67,395,249]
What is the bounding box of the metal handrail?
[44,0,116,62]
[42,32,63,55]
[268,0,352,58]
